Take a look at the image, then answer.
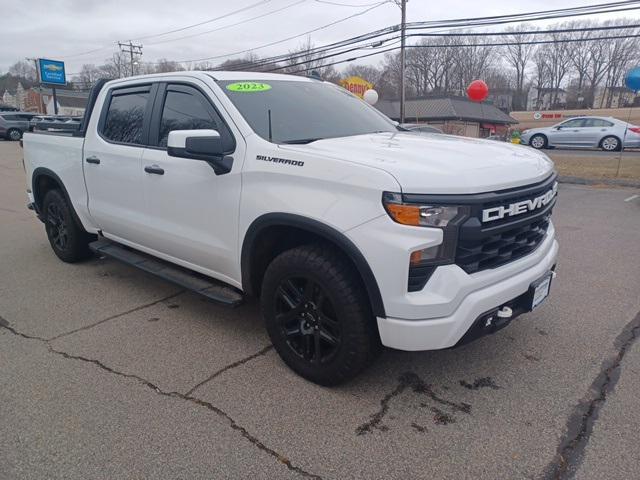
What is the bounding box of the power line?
[132,0,273,41]
[313,0,388,5]
[59,0,272,58]
[214,2,640,71]
[152,0,390,64]
[144,0,307,47]
[284,32,640,75]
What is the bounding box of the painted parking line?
[624,194,639,202]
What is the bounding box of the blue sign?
[38,58,66,86]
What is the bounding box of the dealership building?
[375,96,518,138]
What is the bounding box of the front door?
[547,118,587,147]
[83,83,154,244]
[140,82,244,285]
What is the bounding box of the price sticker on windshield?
[226,82,272,92]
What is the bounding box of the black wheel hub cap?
[46,203,68,250]
[275,277,341,364]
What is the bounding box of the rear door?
[83,83,156,244]
[580,118,615,147]
[140,81,244,283]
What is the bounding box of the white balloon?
[363,89,379,105]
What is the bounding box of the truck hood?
[280,132,554,194]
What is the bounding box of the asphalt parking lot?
[1,140,639,479]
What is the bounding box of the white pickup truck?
[23,71,558,385]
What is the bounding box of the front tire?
[529,134,547,149]
[600,135,621,152]
[42,189,94,263]
[261,244,380,385]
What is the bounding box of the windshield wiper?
[280,138,323,144]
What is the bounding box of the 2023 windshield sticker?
[226,82,272,92]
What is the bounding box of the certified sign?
[38,58,67,86]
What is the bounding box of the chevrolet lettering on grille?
[482,182,558,223]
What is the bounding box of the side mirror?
[167,129,233,175]
[554,126,562,130]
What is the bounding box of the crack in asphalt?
[186,344,275,395]
[47,291,185,341]
[544,311,640,480]
[356,372,471,435]
[1,322,321,479]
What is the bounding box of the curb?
[558,175,640,188]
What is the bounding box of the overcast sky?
[1,0,636,75]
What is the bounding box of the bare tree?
[502,25,537,110]
[154,59,185,73]
[8,60,37,82]
[531,49,549,110]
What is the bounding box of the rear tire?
[600,135,621,152]
[7,128,22,141]
[529,134,547,149]
[42,189,94,263]
[261,244,381,385]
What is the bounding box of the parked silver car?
[0,112,36,141]
[520,116,640,151]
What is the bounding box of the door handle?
[144,165,165,175]
[86,156,100,164]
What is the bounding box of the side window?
[587,119,614,127]
[102,90,150,145]
[158,87,218,147]
[560,119,584,128]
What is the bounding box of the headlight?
[382,192,469,290]
[382,192,463,228]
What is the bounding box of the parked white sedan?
[520,116,640,151]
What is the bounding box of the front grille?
[453,175,556,274]
[456,214,550,273]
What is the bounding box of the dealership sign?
[339,76,373,98]
[38,58,67,86]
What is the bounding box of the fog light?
[410,245,442,265]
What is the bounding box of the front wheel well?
[241,215,386,318]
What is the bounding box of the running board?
[89,239,243,307]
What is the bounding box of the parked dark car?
[0,112,37,141]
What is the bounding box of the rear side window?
[158,87,218,147]
[585,118,614,127]
[102,90,150,145]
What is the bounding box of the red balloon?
[467,80,489,102]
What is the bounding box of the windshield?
[218,80,396,144]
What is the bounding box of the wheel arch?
[241,213,386,318]
[32,167,82,226]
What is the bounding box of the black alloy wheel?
[275,276,341,365]
[45,202,69,251]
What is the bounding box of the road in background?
[1,141,639,479]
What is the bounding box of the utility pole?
[118,41,143,77]
[395,0,407,123]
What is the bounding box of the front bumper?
[376,235,558,351]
